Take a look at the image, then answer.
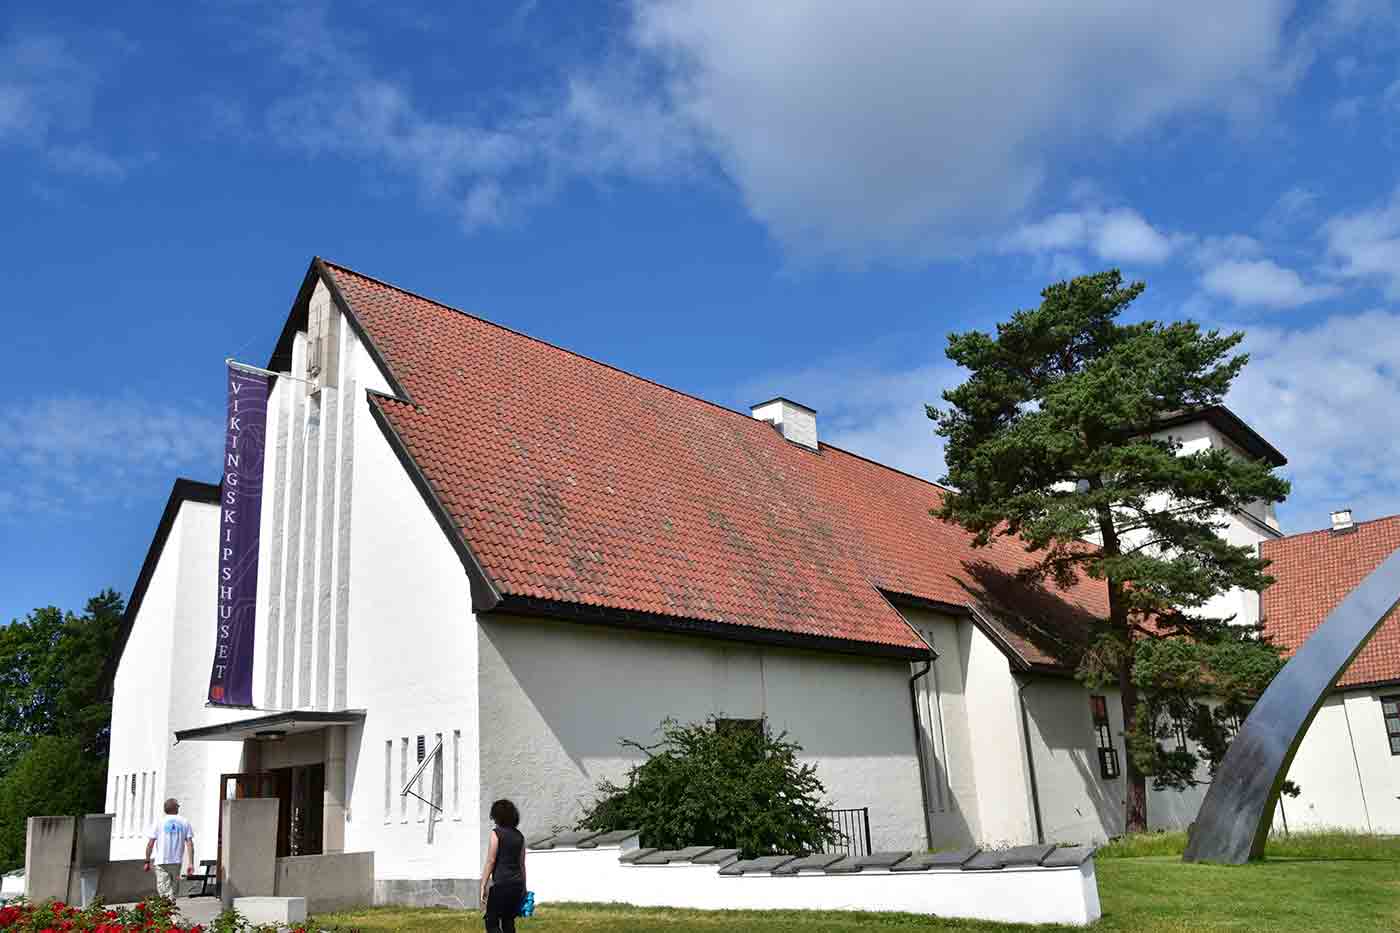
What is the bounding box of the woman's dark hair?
[490,798,520,828]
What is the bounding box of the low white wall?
[527,844,1101,927]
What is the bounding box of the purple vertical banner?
[209,364,271,706]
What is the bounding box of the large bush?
[578,717,835,858]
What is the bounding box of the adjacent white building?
[105,258,1399,901]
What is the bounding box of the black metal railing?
[821,807,872,857]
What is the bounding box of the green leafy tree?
[0,591,124,871]
[0,590,123,754]
[0,736,107,870]
[929,270,1290,833]
[578,717,837,858]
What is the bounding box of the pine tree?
[930,271,1290,833]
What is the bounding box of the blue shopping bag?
[519,890,536,918]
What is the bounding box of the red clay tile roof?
[1261,516,1400,689]
[320,260,1109,662]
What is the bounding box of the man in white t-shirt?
[144,798,195,898]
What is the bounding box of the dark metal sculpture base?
[1183,547,1400,863]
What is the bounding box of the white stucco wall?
[958,622,1037,846]
[476,615,928,855]
[341,341,481,881]
[901,608,982,847]
[1276,688,1400,834]
[108,499,246,864]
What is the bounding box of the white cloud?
[1229,309,1400,527]
[1200,258,1341,308]
[0,30,136,182]
[1322,186,1400,297]
[629,0,1303,258]
[260,8,700,231]
[1003,207,1182,265]
[0,396,221,516]
[247,1,1307,254]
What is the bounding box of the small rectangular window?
[715,718,763,737]
[1091,695,1120,780]
[1173,716,1189,751]
[1382,696,1400,756]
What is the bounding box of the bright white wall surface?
[527,844,1102,927]
[342,347,481,881]
[1277,689,1400,834]
[476,615,928,855]
[108,499,246,864]
[901,608,981,847]
[958,622,1037,846]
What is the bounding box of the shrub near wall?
[578,717,837,858]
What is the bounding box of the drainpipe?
[1015,675,1046,845]
[909,656,935,851]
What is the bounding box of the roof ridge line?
[817,441,953,495]
[1266,513,1400,545]
[321,259,962,498]
[320,258,785,431]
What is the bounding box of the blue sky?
[3,0,1400,624]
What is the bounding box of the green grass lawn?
[312,834,1400,932]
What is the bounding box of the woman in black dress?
[480,799,526,933]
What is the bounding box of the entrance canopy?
[174,709,365,743]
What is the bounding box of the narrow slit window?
[1091,695,1120,780]
[384,740,392,823]
[1383,696,1400,756]
[400,737,409,822]
[416,734,426,821]
[452,730,462,819]
[433,732,443,823]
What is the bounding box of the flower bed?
[0,898,308,933]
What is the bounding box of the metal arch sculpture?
[1183,547,1400,863]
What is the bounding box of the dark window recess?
[416,735,426,762]
[1173,717,1189,751]
[715,718,763,737]
[1383,696,1400,756]
[1091,695,1120,780]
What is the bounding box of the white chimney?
[1330,508,1354,533]
[751,397,818,450]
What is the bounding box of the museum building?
[102,258,1400,901]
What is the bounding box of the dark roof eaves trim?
[486,594,932,661]
[1335,675,1400,694]
[174,708,367,743]
[1154,405,1287,468]
[365,391,502,613]
[266,258,415,405]
[102,478,221,696]
[879,589,1048,672]
[751,396,818,414]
